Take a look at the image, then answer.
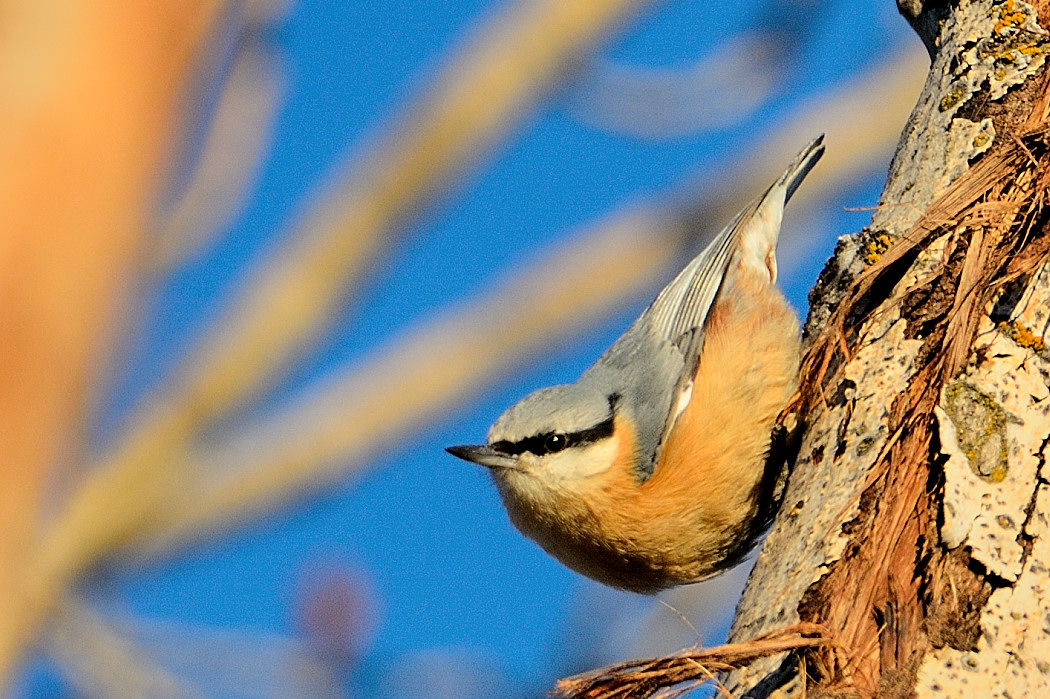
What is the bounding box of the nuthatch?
[448,136,824,594]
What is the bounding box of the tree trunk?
[726,1,1050,697]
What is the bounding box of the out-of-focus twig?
[47,596,199,699]
[672,44,929,258]
[148,0,654,431]
[151,39,283,271]
[16,0,655,686]
[243,0,294,27]
[47,592,343,699]
[0,0,228,685]
[566,33,782,138]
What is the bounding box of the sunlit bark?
[728,1,1050,696]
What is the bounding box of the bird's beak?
[445,444,520,470]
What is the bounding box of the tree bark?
[726,1,1050,697]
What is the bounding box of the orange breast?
[570,277,801,590]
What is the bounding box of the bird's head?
[446,386,625,501]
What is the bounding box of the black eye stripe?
[492,414,615,457]
[545,434,568,452]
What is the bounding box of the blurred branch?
[140,0,654,430]
[0,0,228,685]
[169,0,650,436]
[126,48,927,558]
[150,38,283,271]
[671,44,929,253]
[47,596,198,699]
[565,32,782,138]
[47,593,343,699]
[242,0,294,28]
[111,610,343,698]
[13,0,655,686]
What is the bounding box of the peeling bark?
[727,1,1050,697]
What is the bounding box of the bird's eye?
[544,433,568,453]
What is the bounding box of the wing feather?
[584,136,824,480]
[647,135,824,458]
[640,134,824,349]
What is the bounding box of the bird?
[447,136,824,594]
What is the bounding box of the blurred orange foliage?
[0,0,224,682]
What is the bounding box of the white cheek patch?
[540,436,621,486]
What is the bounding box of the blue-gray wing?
[582,136,823,479]
[639,206,740,350]
[640,134,824,353]
[642,135,824,473]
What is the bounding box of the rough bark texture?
[726,1,1050,697]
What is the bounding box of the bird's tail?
[780,134,825,205]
